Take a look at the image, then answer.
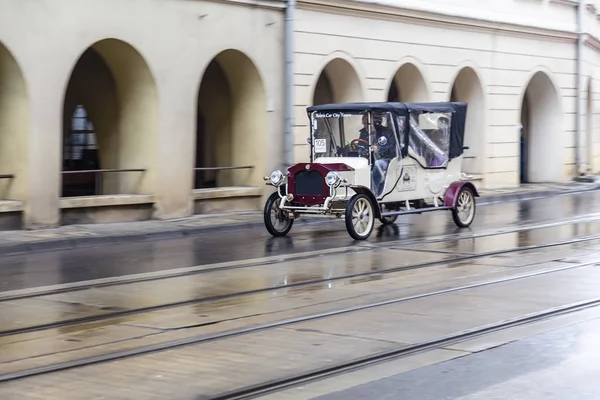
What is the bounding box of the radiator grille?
[294,170,323,195]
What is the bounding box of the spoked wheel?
[345,194,375,240]
[264,192,294,237]
[452,186,476,228]
[379,205,398,225]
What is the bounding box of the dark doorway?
[520,93,530,184]
[388,79,399,102]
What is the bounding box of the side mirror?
[306,137,312,145]
[377,136,388,146]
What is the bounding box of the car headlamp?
[269,170,284,186]
[325,171,341,187]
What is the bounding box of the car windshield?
[310,111,366,158]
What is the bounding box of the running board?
[381,206,453,217]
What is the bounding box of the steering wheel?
[350,138,369,151]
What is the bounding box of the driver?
[358,112,396,196]
[358,113,370,143]
[358,113,394,154]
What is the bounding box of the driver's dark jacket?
[359,126,396,159]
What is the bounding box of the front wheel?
[264,192,294,237]
[345,194,375,240]
[452,186,476,228]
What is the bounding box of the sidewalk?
[0,180,598,255]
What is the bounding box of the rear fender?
[443,181,480,208]
[349,185,381,218]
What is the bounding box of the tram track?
[1,257,599,385]
[211,296,600,400]
[3,212,600,304]
[3,224,600,338]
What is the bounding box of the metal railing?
[193,165,254,172]
[61,168,146,197]
[193,165,254,189]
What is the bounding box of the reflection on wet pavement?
[0,248,454,334]
[3,216,600,337]
[3,223,600,336]
[3,260,600,399]
[3,192,600,398]
[3,192,600,291]
[0,257,521,373]
[407,222,600,254]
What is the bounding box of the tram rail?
[1,257,599,385]
[2,223,600,338]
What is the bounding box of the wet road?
[2,191,600,398]
[2,251,600,399]
[313,315,600,400]
[3,222,599,336]
[2,191,600,292]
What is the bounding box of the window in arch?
[62,105,101,197]
[63,105,99,170]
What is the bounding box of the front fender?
[278,184,287,197]
[265,184,287,197]
[443,181,479,207]
[349,185,381,218]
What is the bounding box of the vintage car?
[263,101,479,240]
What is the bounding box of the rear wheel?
[380,215,398,224]
[264,192,294,237]
[379,205,398,225]
[452,186,476,228]
[345,194,375,240]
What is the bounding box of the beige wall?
[0,0,284,228]
[582,43,600,174]
[0,0,599,228]
[291,0,592,188]
[0,43,29,202]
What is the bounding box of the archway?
[313,58,363,105]
[195,49,266,188]
[519,71,564,183]
[387,63,429,102]
[586,78,595,173]
[449,67,485,175]
[62,39,158,197]
[0,42,29,200]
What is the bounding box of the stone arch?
[195,49,266,188]
[61,38,158,197]
[449,66,486,175]
[519,70,564,183]
[387,60,430,102]
[0,42,29,201]
[312,55,364,105]
[586,77,595,173]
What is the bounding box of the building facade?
[0,0,597,229]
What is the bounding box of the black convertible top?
[307,101,465,115]
[306,101,468,160]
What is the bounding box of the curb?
[1,184,599,256]
[0,217,329,256]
